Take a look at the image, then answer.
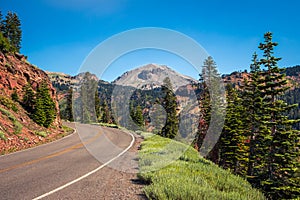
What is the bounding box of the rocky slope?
[113,64,197,90]
[0,52,63,154]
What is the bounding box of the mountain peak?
[113,64,196,90]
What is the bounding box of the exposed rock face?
[113,64,197,90]
[0,52,61,126]
[0,52,65,154]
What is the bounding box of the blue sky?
[2,0,300,81]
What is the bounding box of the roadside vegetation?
[138,132,266,200]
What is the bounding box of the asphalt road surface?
[0,123,141,200]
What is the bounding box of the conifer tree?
[197,56,225,163]
[219,84,248,176]
[11,88,19,102]
[256,32,299,199]
[160,77,178,139]
[22,84,35,113]
[3,12,21,52]
[32,82,56,128]
[195,73,210,150]
[78,72,98,123]
[243,32,299,199]
[64,88,74,121]
[100,99,111,124]
[95,89,101,121]
[242,52,267,185]
[134,105,144,127]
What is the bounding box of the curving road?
[0,123,141,200]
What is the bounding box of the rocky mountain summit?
[113,64,197,90]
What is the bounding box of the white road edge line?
[32,129,135,200]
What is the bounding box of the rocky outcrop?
[0,52,64,154]
[0,52,61,126]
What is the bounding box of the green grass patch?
[138,133,266,200]
[35,131,47,137]
[0,107,23,134]
[62,125,73,134]
[0,95,18,112]
[94,122,119,129]
[0,130,7,141]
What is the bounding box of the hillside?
[138,132,266,199]
[0,52,64,154]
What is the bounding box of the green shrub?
[0,107,23,134]
[0,130,7,141]
[0,95,18,111]
[13,121,22,134]
[138,134,266,200]
[35,131,47,137]
[62,125,73,134]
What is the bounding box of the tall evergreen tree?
[134,105,144,127]
[32,82,56,128]
[256,32,299,199]
[100,99,111,123]
[95,89,101,121]
[64,88,74,121]
[219,84,248,176]
[22,84,35,113]
[242,32,299,199]
[160,77,179,139]
[195,72,210,151]
[242,52,267,185]
[3,11,21,52]
[197,56,225,163]
[78,72,98,123]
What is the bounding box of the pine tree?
[11,88,19,102]
[78,72,98,123]
[242,32,300,199]
[100,99,111,123]
[195,73,210,151]
[160,77,179,139]
[219,84,249,176]
[257,32,300,199]
[197,56,225,163]
[134,105,144,127]
[22,84,35,113]
[242,52,267,186]
[32,82,56,128]
[3,12,21,52]
[32,95,46,127]
[64,88,74,121]
[95,89,101,121]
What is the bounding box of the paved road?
[0,123,138,200]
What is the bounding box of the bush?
[0,95,18,112]
[0,107,22,135]
[138,133,266,200]
[35,131,47,137]
[0,130,7,141]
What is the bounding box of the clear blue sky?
[2,0,300,81]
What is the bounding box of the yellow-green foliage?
[35,131,47,137]
[0,130,7,141]
[138,133,266,200]
[0,107,22,134]
[0,95,18,112]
